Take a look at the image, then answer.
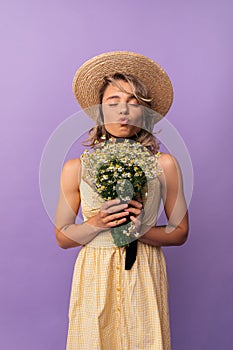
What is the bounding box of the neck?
[105,130,142,141]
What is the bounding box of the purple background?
[1,0,232,349]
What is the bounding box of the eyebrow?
[105,94,137,101]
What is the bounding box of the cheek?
[130,110,143,126]
[102,106,118,123]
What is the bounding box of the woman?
[55,51,189,350]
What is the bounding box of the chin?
[111,131,137,139]
[106,125,141,138]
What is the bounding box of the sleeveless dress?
[66,155,171,350]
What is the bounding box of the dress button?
[116,287,121,291]
[116,265,120,270]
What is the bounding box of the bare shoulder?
[61,158,82,189]
[157,152,180,172]
[157,152,183,188]
[62,157,81,172]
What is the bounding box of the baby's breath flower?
[81,139,162,247]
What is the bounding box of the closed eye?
[128,96,140,106]
[108,103,118,107]
[129,103,140,107]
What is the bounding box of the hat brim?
[72,51,173,117]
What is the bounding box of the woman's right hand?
[87,198,130,230]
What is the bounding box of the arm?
[54,158,132,249]
[139,153,189,247]
[54,158,89,249]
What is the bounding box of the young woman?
[55,51,189,350]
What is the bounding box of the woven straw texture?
[66,155,171,350]
[72,51,173,117]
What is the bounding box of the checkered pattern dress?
[66,159,171,350]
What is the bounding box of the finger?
[126,207,142,216]
[101,198,121,210]
[130,215,140,224]
[108,217,128,227]
[103,210,129,224]
[130,215,141,232]
[99,209,109,219]
[127,199,143,209]
[105,203,129,214]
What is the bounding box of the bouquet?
[81,138,160,247]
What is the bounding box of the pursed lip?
[118,117,129,124]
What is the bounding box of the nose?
[119,102,129,115]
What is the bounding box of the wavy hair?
[83,73,160,154]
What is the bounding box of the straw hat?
[72,51,173,117]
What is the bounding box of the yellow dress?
[66,156,171,350]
